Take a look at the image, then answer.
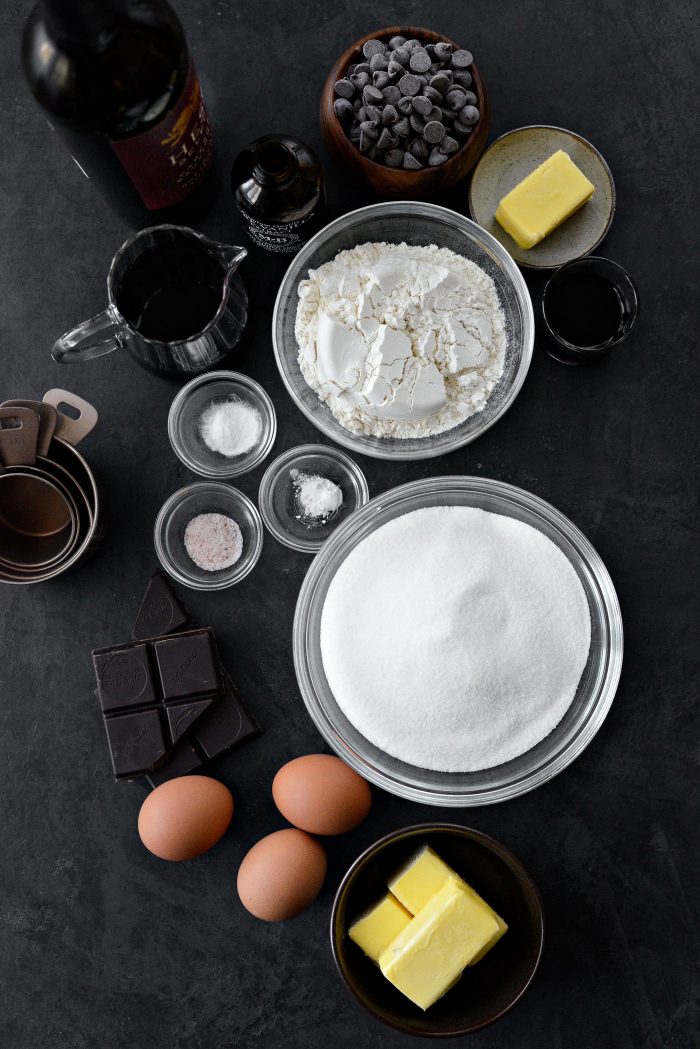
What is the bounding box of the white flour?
[295,241,506,439]
[320,506,591,772]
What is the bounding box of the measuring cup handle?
[51,308,122,364]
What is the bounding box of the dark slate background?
[1,1,698,1046]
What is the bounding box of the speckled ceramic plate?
[468,125,616,270]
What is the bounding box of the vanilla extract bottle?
[231,135,325,253]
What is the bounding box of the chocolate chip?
[334,78,354,99]
[446,87,467,111]
[333,98,353,120]
[461,90,477,106]
[388,34,406,49]
[453,70,473,88]
[359,119,379,138]
[434,41,453,61]
[359,131,373,152]
[393,116,410,137]
[403,151,422,169]
[404,38,422,51]
[409,136,431,159]
[428,147,449,165]
[423,119,446,143]
[410,112,426,133]
[382,104,398,124]
[429,61,442,75]
[397,96,414,115]
[350,71,369,90]
[440,135,459,154]
[409,49,431,73]
[459,104,480,125]
[348,122,361,141]
[398,73,421,96]
[363,38,386,58]
[451,49,473,68]
[387,60,403,78]
[428,105,443,122]
[373,70,391,89]
[376,126,398,150]
[364,104,382,123]
[440,106,456,122]
[362,85,384,105]
[412,95,432,116]
[354,62,371,76]
[453,119,473,135]
[391,47,409,66]
[382,85,401,105]
[424,85,443,104]
[370,53,389,72]
[430,72,452,94]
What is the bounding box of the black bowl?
[330,824,543,1037]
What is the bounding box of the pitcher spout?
[210,241,247,275]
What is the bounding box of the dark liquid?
[545,272,623,347]
[116,243,224,342]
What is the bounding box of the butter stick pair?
[349,845,508,1010]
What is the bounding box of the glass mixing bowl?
[293,476,623,806]
[272,202,534,461]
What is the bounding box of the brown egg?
[272,754,372,835]
[138,775,233,861]
[237,828,327,921]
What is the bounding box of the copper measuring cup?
[0,470,79,570]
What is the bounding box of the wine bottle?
[22,0,216,226]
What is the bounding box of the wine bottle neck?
[39,0,124,45]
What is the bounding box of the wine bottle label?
[111,60,213,210]
[237,210,320,253]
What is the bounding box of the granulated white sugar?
[320,506,591,772]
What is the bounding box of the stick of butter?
[388,844,507,963]
[379,878,501,1010]
[495,149,595,249]
[348,893,412,964]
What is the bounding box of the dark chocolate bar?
[93,628,223,780]
[145,669,260,787]
[132,574,260,787]
[133,571,190,640]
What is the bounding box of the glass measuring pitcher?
[52,225,248,377]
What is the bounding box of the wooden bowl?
[331,824,544,1037]
[320,26,489,200]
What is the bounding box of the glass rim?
[293,475,623,806]
[153,481,264,590]
[258,443,370,553]
[271,200,535,462]
[167,370,278,479]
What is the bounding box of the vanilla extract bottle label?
[111,60,213,211]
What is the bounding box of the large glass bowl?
[272,202,534,461]
[293,477,623,806]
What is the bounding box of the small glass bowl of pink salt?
[154,481,263,590]
[168,371,277,479]
[258,444,369,553]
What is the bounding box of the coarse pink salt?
[184,512,243,572]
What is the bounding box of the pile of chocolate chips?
[333,35,480,170]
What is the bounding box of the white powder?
[295,241,506,439]
[200,397,262,457]
[320,506,591,772]
[291,470,343,521]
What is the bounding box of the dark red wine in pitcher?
[22,0,216,226]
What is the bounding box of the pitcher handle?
[52,308,122,364]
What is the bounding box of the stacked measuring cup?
[0,389,101,584]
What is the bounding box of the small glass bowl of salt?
[258,444,369,553]
[168,371,277,479]
[154,481,263,590]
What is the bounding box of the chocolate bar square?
[93,644,158,713]
[105,709,167,780]
[133,571,190,641]
[154,631,221,700]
